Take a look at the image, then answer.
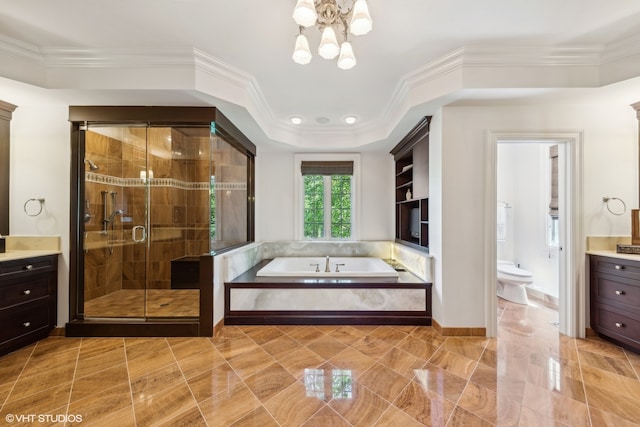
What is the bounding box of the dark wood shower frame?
[66,106,256,337]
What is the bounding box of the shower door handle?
[132,225,146,243]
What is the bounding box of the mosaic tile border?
[85,172,246,191]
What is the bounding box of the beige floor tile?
[302,406,351,427]
[226,347,275,379]
[155,405,207,427]
[187,363,242,403]
[263,381,326,427]
[133,380,198,426]
[329,381,390,426]
[328,325,369,344]
[0,299,638,426]
[244,362,297,403]
[176,346,226,379]
[125,338,176,379]
[373,404,426,427]
[430,347,478,380]
[1,382,72,417]
[229,406,279,427]
[397,334,441,360]
[358,362,411,402]
[447,406,495,427]
[67,382,133,425]
[70,363,130,403]
[166,337,215,361]
[414,364,469,402]
[584,383,640,424]
[522,381,589,426]
[392,379,456,426]
[305,334,349,360]
[329,346,377,379]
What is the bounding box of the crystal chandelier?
[291,0,373,70]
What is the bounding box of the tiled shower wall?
[84,127,211,301]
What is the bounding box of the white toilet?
[497,260,534,304]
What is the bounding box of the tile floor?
[1,299,640,426]
[84,289,200,318]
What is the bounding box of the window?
[295,154,360,240]
[301,161,353,239]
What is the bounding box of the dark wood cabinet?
[590,255,640,353]
[0,254,58,355]
[391,117,430,251]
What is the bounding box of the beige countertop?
[586,249,640,262]
[0,249,61,262]
[0,235,61,262]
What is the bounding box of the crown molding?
[1,33,640,149]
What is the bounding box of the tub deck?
[225,259,432,326]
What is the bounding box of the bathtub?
[256,257,399,278]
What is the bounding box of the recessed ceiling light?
[344,115,358,124]
[316,116,330,124]
[290,116,303,125]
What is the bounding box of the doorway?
[485,130,584,338]
[497,142,560,305]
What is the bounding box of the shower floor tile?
[84,289,199,318]
[1,300,640,426]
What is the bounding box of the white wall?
[9,104,70,326]
[498,143,559,298]
[435,103,637,328]
[255,150,395,242]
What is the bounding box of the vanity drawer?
[593,273,640,311]
[593,304,640,348]
[0,299,51,342]
[0,275,50,309]
[0,256,56,277]
[591,256,640,280]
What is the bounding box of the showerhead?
[85,159,99,171]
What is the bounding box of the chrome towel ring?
[23,197,45,217]
[602,196,626,216]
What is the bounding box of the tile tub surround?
[1,299,639,426]
[223,241,432,283]
[0,235,61,261]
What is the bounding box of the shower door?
[82,125,210,320]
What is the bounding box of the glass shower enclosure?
[67,107,255,337]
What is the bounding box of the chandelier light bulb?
[292,34,312,64]
[337,41,356,70]
[318,26,340,60]
[349,0,373,36]
[292,0,318,27]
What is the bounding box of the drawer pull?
[615,322,625,328]
[23,289,31,295]
[24,264,34,271]
[614,265,624,270]
[23,321,31,328]
[615,290,625,295]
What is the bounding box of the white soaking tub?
[255,257,399,278]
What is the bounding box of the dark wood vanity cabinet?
[0,254,58,355]
[590,255,640,352]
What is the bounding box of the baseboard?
[213,319,225,336]
[585,327,598,337]
[432,318,486,336]
[49,327,65,337]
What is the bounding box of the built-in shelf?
[391,117,430,252]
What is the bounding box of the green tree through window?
[304,175,352,239]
